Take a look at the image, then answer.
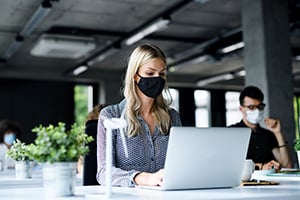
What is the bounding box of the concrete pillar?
[242,0,296,165]
[101,79,123,105]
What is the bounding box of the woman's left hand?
[134,169,164,186]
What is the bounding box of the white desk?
[0,181,299,200]
[1,169,300,200]
[0,167,83,189]
[251,170,300,182]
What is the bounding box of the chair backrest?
[83,119,99,185]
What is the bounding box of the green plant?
[30,122,93,163]
[294,138,300,151]
[6,139,32,161]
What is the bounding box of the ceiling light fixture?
[73,65,88,76]
[220,41,244,54]
[168,54,214,72]
[88,46,120,66]
[235,69,246,76]
[30,34,96,58]
[196,73,234,86]
[124,17,170,46]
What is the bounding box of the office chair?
[83,119,99,185]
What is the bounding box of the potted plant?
[6,139,33,179]
[30,122,93,197]
[294,138,300,168]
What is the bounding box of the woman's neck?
[137,90,155,115]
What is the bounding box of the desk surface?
[0,182,299,200]
[0,167,83,189]
[1,169,300,200]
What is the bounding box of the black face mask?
[136,74,165,98]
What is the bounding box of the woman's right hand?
[134,169,164,186]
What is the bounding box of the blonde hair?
[123,44,172,137]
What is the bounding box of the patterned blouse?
[96,99,182,187]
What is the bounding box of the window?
[225,91,242,126]
[194,90,210,127]
[163,88,179,112]
[294,96,300,140]
[74,85,93,125]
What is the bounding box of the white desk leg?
[106,128,112,198]
[103,118,128,199]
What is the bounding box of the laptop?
[137,127,251,190]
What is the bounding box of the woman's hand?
[134,169,164,186]
[261,160,280,170]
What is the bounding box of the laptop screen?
[160,127,251,190]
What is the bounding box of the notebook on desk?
[137,127,251,190]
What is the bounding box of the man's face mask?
[136,74,165,98]
[4,133,16,145]
[246,109,264,124]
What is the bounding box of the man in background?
[229,86,292,170]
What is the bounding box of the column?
[242,0,296,164]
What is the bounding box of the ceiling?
[0,0,300,91]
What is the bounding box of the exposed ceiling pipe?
[3,0,53,60]
[69,0,194,76]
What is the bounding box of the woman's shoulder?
[100,100,126,118]
[168,107,181,125]
[0,143,8,155]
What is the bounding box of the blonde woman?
[97,44,181,187]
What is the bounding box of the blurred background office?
[0,0,300,166]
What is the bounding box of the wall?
[0,79,75,143]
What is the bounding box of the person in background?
[86,104,107,122]
[0,120,22,170]
[229,86,292,170]
[77,104,107,176]
[96,44,182,187]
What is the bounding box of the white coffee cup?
[241,159,255,181]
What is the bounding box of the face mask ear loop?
[136,73,142,78]
[135,73,142,85]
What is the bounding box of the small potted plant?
[6,139,33,179]
[294,138,300,168]
[30,122,93,197]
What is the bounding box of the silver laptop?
[137,127,251,190]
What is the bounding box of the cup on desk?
[0,160,3,171]
[241,159,255,181]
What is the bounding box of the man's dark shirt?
[229,120,278,164]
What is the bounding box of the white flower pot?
[15,160,32,179]
[297,151,300,168]
[42,162,76,197]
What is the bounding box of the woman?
[0,120,22,169]
[96,44,182,187]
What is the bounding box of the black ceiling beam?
[167,27,243,69]
[65,0,195,76]
[122,0,193,41]
[47,26,123,37]
[47,26,205,43]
